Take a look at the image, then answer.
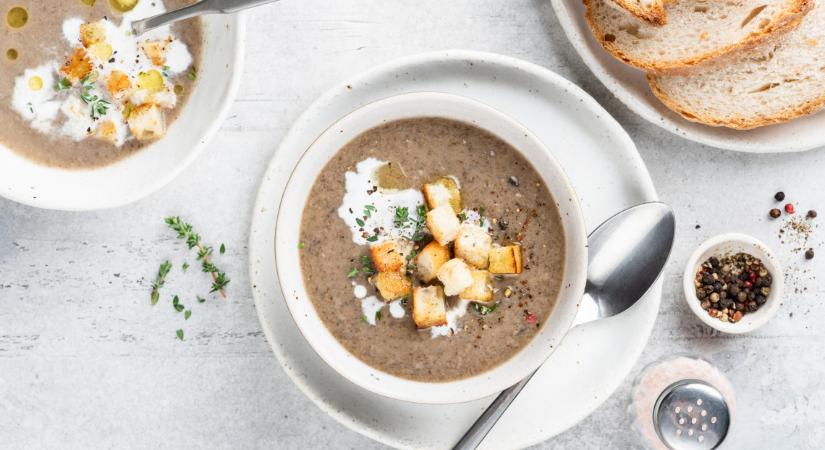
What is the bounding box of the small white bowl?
[683,233,784,334]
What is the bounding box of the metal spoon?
[131,0,279,36]
[453,202,676,450]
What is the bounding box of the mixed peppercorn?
[694,253,772,323]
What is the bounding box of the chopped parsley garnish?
[182,262,190,272]
[184,310,192,320]
[197,296,206,304]
[472,302,498,316]
[176,329,184,340]
[458,212,467,222]
[355,218,365,227]
[187,68,197,81]
[363,204,376,218]
[394,206,410,228]
[410,204,428,242]
[349,255,376,278]
[219,243,226,254]
[79,75,110,119]
[375,310,382,321]
[55,77,71,91]
[366,235,378,242]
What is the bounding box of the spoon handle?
[131,0,279,35]
[451,370,536,450]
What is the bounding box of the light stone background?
[2,1,824,448]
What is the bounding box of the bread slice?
[648,1,825,129]
[584,0,812,73]
[609,0,668,26]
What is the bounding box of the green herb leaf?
[375,310,382,321]
[458,212,467,222]
[366,235,378,242]
[184,310,192,320]
[150,261,172,305]
[182,262,190,272]
[172,295,185,312]
[187,68,197,81]
[197,295,206,303]
[394,206,409,228]
[472,302,498,316]
[55,77,71,91]
[363,204,376,218]
[176,329,184,340]
[347,267,359,278]
[219,243,225,254]
[298,242,305,249]
[355,218,365,227]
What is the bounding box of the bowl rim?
[682,233,784,334]
[0,13,247,211]
[274,91,588,404]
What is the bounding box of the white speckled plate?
[552,0,825,153]
[249,50,663,449]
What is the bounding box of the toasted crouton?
[460,270,493,303]
[412,286,447,328]
[454,224,492,269]
[97,120,118,144]
[139,39,170,66]
[423,177,461,213]
[371,272,412,302]
[489,245,523,274]
[437,258,474,296]
[426,205,460,246]
[60,48,93,83]
[415,241,450,282]
[106,71,131,98]
[79,21,106,47]
[127,103,165,141]
[369,239,413,272]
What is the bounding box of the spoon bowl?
[453,201,675,450]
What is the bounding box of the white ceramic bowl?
[683,233,784,334]
[275,92,589,404]
[0,14,245,211]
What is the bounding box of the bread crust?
[647,74,825,130]
[584,0,814,74]
[610,0,668,25]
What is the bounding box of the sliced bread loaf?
[584,0,813,73]
[609,0,668,25]
[648,1,825,130]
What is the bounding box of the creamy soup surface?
[299,117,567,382]
[0,0,202,168]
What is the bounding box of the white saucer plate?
[552,0,825,153]
[249,50,663,449]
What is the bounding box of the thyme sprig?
[79,75,110,119]
[164,216,230,298]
